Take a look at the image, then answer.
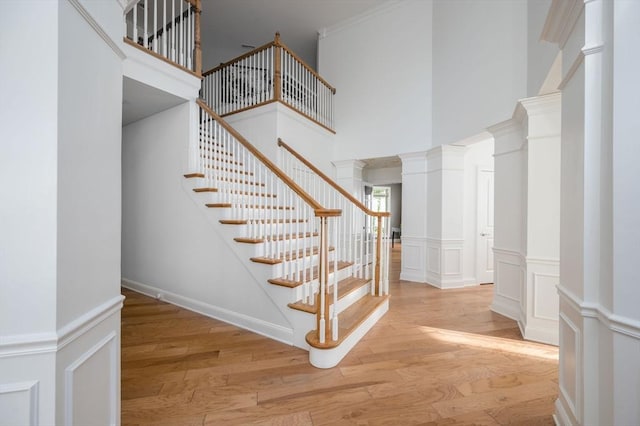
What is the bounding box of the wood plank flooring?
[122,245,558,425]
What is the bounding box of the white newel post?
[425,145,465,288]
[398,152,428,283]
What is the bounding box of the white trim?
[526,256,560,266]
[558,285,640,339]
[64,332,118,426]
[308,298,388,368]
[0,381,39,426]
[582,44,604,56]
[67,0,126,60]
[0,295,124,358]
[319,1,404,39]
[58,295,125,350]
[541,0,583,47]
[121,278,296,345]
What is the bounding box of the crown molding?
[541,0,584,48]
[319,0,406,40]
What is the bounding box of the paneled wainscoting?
[121,245,558,425]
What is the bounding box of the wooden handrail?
[277,40,336,94]
[197,99,340,218]
[277,138,390,218]
[202,33,336,94]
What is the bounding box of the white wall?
[432,0,528,147]
[122,103,292,333]
[0,1,124,424]
[318,0,433,160]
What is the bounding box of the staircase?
[182,99,390,368]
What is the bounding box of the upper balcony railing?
[124,0,202,77]
[201,33,336,132]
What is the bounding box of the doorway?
[476,167,494,284]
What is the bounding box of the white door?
[476,168,494,284]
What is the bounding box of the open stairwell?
[181,99,389,368]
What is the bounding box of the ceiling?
[200,0,388,69]
[122,77,186,126]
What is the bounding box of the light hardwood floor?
[121,245,558,425]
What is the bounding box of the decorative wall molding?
[0,295,124,358]
[541,0,584,47]
[67,0,126,59]
[558,311,582,424]
[121,278,296,345]
[64,332,117,426]
[319,0,404,39]
[399,236,428,283]
[558,285,640,340]
[58,295,124,351]
[0,380,39,426]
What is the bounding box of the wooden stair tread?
[207,204,293,210]
[234,232,318,244]
[305,295,389,349]
[219,218,308,225]
[184,173,204,179]
[193,187,218,193]
[205,165,253,175]
[287,276,370,314]
[268,261,353,288]
[200,155,243,165]
[250,246,335,265]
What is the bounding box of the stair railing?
[278,139,391,298]
[195,99,342,344]
[124,0,202,76]
[201,33,335,132]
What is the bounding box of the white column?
[425,145,466,288]
[520,93,561,345]
[488,115,526,321]
[488,92,561,346]
[332,159,365,201]
[398,152,428,283]
[543,0,640,424]
[0,2,125,425]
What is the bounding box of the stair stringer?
[182,175,319,349]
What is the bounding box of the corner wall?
[0,1,124,424]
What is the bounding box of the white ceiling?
[122,77,186,126]
[201,0,388,69]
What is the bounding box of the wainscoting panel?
[558,311,581,425]
[399,236,428,283]
[533,273,560,321]
[65,332,118,426]
[491,248,523,320]
[0,380,39,426]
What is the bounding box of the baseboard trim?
[122,278,295,346]
[490,297,520,322]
